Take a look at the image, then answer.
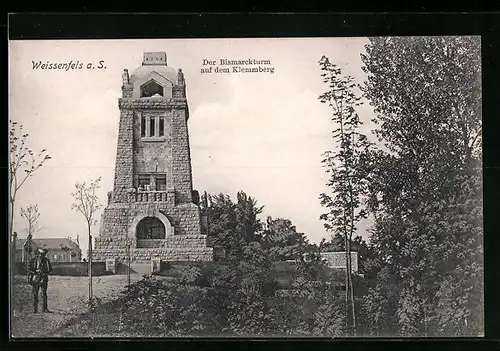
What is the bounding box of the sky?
[9,37,377,257]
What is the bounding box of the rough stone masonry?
[93,52,213,264]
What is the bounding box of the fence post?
[127,241,131,287]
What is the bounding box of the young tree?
[21,204,41,237]
[20,204,42,264]
[9,121,51,238]
[317,55,373,336]
[361,36,482,336]
[71,176,103,306]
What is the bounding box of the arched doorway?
[136,217,166,248]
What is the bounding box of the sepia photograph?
[8,36,483,338]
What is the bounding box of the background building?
[320,251,359,273]
[15,237,82,263]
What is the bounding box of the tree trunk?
[344,235,350,333]
[88,224,93,308]
[9,200,14,238]
[347,238,356,336]
[9,200,14,281]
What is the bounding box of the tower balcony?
[126,188,175,203]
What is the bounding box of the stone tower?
[93,52,213,264]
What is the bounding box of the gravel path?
[11,274,143,338]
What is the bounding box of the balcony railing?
[132,190,169,202]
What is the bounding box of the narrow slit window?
[150,117,155,137]
[141,116,146,137]
[159,117,165,137]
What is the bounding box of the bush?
[110,257,347,337]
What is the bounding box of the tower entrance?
[136,216,166,239]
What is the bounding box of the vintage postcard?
[8,37,483,338]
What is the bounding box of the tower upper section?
[112,52,192,205]
[121,52,186,100]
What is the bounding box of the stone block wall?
[171,107,193,204]
[95,203,203,249]
[93,246,213,263]
[133,111,173,178]
[170,203,202,236]
[112,108,134,203]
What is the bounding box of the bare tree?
[9,120,51,238]
[20,204,42,264]
[21,204,42,236]
[71,176,103,306]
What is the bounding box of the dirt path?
[11,274,143,338]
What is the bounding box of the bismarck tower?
[93,52,213,266]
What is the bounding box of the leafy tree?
[318,55,373,335]
[71,176,103,307]
[360,36,482,336]
[202,191,263,260]
[235,191,264,244]
[262,216,309,261]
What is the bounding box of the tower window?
[138,174,150,191]
[156,174,167,191]
[141,116,146,137]
[150,117,155,137]
[159,117,165,137]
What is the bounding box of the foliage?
[112,262,345,337]
[318,55,373,335]
[359,36,483,336]
[201,191,263,260]
[261,217,309,262]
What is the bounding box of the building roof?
[129,52,178,85]
[16,238,81,251]
[129,65,178,85]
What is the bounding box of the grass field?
[11,274,144,338]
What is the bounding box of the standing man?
[29,248,52,313]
